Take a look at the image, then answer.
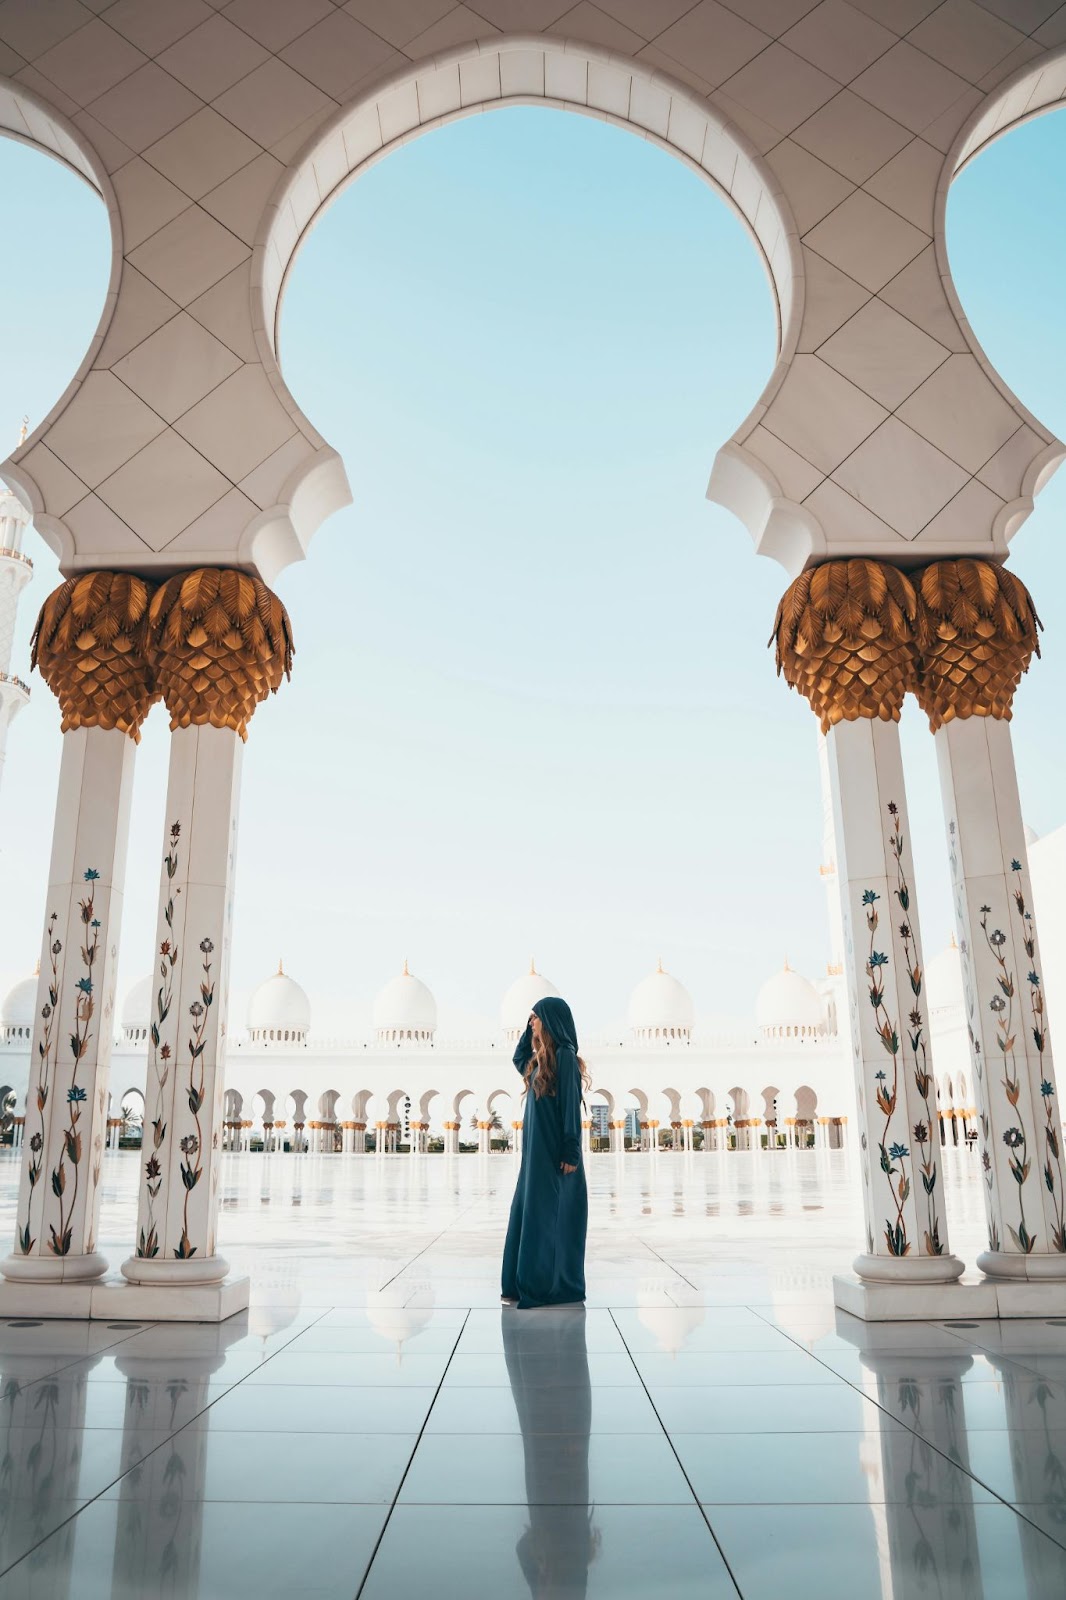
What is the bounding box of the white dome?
[926,939,964,1015]
[1024,822,1039,847]
[247,963,311,1045]
[121,974,153,1039]
[755,962,825,1040]
[501,961,560,1040]
[628,961,694,1042]
[373,962,437,1043]
[1,970,37,1036]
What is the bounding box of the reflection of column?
[122,571,292,1314]
[834,1320,984,1595]
[983,1348,1066,1590]
[0,1330,103,1582]
[773,560,963,1296]
[2,574,154,1300]
[502,1306,595,1596]
[110,1318,252,1593]
[916,561,1066,1284]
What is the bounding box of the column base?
[1,1251,110,1284]
[852,1252,966,1285]
[977,1249,1066,1282]
[0,1273,249,1323]
[120,1255,231,1287]
[835,1271,1066,1320]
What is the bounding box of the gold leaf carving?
[914,559,1041,730]
[31,571,157,740]
[770,559,920,733]
[145,568,293,740]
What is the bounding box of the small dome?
[628,961,694,1043]
[501,960,560,1040]
[247,962,311,1045]
[373,961,436,1043]
[1,969,37,1039]
[755,961,824,1041]
[122,974,153,1041]
[926,937,964,1015]
[1024,822,1039,847]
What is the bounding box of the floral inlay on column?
[139,823,181,1261]
[48,870,100,1257]
[864,806,942,1260]
[176,938,214,1260]
[1010,861,1065,1253]
[979,899,1035,1253]
[19,914,60,1254]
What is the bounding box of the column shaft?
[124,724,241,1284]
[827,716,962,1283]
[937,715,1066,1274]
[4,727,135,1281]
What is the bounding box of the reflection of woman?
[502,998,589,1310]
[503,1306,597,1600]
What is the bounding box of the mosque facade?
[2,822,1062,1161]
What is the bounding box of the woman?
[501,996,589,1310]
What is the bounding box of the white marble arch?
[0,79,122,565]
[1,13,1066,580]
[249,34,803,580]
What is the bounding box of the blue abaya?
[501,996,588,1310]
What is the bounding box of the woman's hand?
[560,1162,577,1175]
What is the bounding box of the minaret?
[0,424,32,800]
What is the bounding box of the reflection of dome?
[501,960,560,1041]
[122,974,153,1043]
[637,1282,704,1355]
[628,961,694,1043]
[365,1287,435,1363]
[374,961,437,1043]
[1,968,37,1042]
[247,962,310,1046]
[927,937,964,1015]
[755,961,824,1040]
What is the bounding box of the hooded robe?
[502,996,588,1309]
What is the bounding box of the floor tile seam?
[9,1318,165,1396]
[376,1199,491,1291]
[0,1300,344,1578]
[636,1236,699,1292]
[607,1308,745,1600]
[354,1307,472,1600]
[748,1307,1042,1518]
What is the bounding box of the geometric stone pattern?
[0,1,1063,580]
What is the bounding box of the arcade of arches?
[0,2,1064,1330]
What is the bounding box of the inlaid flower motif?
[982,1150,991,1171]
[913,1123,928,1143]
[29,1133,42,1152]
[1011,859,1022,872]
[862,890,879,905]
[67,1086,87,1104]
[990,930,1006,948]
[1042,1081,1054,1098]
[180,1135,199,1156]
[889,1142,910,1161]
[990,996,1006,1013]
[899,924,911,940]
[1003,1127,1024,1150]
[199,938,214,954]
[869,951,889,967]
[145,1156,161,1181]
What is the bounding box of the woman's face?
[530,1013,544,1047]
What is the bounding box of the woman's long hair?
[524,1028,592,1100]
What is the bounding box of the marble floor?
[0,1146,1062,1598]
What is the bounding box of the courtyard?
[0,1148,1061,1598]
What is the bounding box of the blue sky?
[0,107,1063,1036]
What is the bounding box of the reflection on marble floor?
[0,1149,1062,1597]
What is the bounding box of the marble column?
[773,559,963,1296]
[1,573,155,1303]
[121,568,292,1316]
[916,559,1066,1283]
